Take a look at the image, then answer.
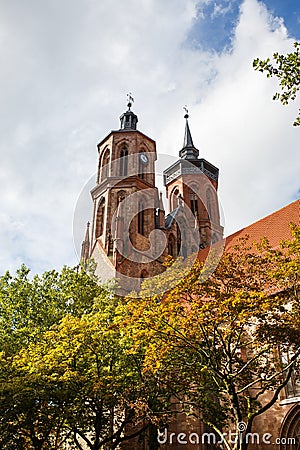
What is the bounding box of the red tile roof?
[225,199,300,250]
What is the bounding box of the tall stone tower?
[83,99,167,292]
[163,111,223,249]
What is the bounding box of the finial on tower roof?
[179,106,199,160]
[120,94,138,130]
[127,93,134,110]
[183,105,189,119]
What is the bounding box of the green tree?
[0,265,166,449]
[123,225,300,450]
[14,297,165,449]
[253,42,300,126]
[0,265,107,449]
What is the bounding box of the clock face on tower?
[139,153,149,165]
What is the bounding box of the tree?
[0,264,167,449]
[14,298,167,449]
[253,42,300,126]
[0,265,108,449]
[122,225,300,450]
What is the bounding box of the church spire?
[119,93,138,130]
[179,107,199,160]
[80,221,90,264]
[183,114,194,148]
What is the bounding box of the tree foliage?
[122,225,300,450]
[253,42,300,126]
[1,226,299,450]
[0,265,165,449]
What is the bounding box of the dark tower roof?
[179,111,199,160]
[183,118,194,147]
[119,99,138,130]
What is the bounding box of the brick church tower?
[163,110,223,251]
[81,101,223,293]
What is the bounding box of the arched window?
[95,197,105,238]
[168,234,176,258]
[138,200,145,235]
[170,187,179,211]
[190,190,199,216]
[101,149,110,181]
[206,189,214,221]
[279,405,300,450]
[119,147,128,176]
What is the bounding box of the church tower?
[163,111,223,249]
[85,98,166,291]
[90,99,157,251]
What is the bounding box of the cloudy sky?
[0,0,299,275]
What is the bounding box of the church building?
[80,100,300,448]
[81,100,223,293]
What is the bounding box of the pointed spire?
[80,221,90,263]
[85,221,90,243]
[183,115,194,148]
[179,107,199,160]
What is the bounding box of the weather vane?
[183,105,189,119]
[127,93,134,109]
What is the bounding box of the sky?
[0,0,299,275]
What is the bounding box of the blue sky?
[0,0,299,275]
[188,0,300,52]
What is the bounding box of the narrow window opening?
[138,201,145,235]
[119,147,128,176]
[190,191,199,216]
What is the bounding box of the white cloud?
[212,1,234,19]
[190,0,299,233]
[0,0,299,274]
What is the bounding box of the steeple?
[183,117,194,148]
[80,221,90,264]
[179,108,199,160]
[119,93,138,130]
